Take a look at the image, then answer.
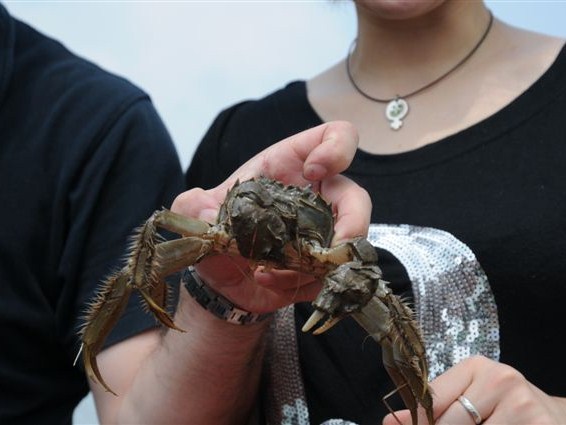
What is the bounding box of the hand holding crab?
[158,120,370,316]
[79,121,434,424]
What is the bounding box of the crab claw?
[303,262,381,334]
[302,309,325,332]
[301,309,342,334]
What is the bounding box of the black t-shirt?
[0,6,184,424]
[187,46,566,424]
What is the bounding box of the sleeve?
[58,96,185,359]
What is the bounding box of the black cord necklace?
[346,11,494,130]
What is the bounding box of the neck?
[351,2,492,98]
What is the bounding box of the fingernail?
[304,163,327,181]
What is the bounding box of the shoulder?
[11,17,148,122]
[8,16,176,158]
[453,22,566,132]
[4,14,181,188]
[492,22,565,83]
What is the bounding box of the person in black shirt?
[0,5,184,424]
[184,2,566,425]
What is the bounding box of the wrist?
[175,269,273,345]
[182,267,273,326]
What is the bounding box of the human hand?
[383,355,566,425]
[171,121,371,314]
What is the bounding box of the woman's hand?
[383,355,566,424]
[171,121,371,314]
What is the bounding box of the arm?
[92,295,269,425]
[92,121,372,424]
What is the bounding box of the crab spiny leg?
[153,236,215,277]
[79,209,216,395]
[136,237,216,331]
[77,214,162,395]
[136,287,181,331]
[352,297,421,425]
[380,339,419,425]
[387,294,430,395]
[133,237,214,331]
[126,210,180,331]
[129,210,216,331]
[80,270,132,395]
[354,294,434,425]
[386,294,434,425]
[150,208,212,237]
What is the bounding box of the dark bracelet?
[182,267,273,325]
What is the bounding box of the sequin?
[264,307,310,425]
[368,224,500,379]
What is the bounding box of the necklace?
[346,11,494,130]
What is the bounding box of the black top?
[0,6,184,424]
[187,45,566,424]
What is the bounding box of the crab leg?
[352,295,434,425]
[79,209,217,394]
[351,296,418,424]
[79,270,132,395]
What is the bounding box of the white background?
[4,1,566,423]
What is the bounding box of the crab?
[78,177,434,425]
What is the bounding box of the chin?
[354,0,447,20]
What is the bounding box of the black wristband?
[182,267,272,325]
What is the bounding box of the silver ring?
[457,395,482,424]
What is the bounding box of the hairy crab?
[78,177,434,425]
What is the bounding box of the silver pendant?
[385,98,409,130]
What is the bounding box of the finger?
[262,279,323,306]
[382,356,478,425]
[252,269,322,305]
[425,357,476,413]
[283,120,358,181]
[259,120,358,182]
[176,122,360,224]
[171,187,220,223]
[320,174,372,244]
[439,394,486,425]
[382,409,412,425]
[194,257,322,309]
[215,121,358,194]
[253,269,318,290]
[385,356,499,425]
[438,360,545,425]
[430,356,505,424]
